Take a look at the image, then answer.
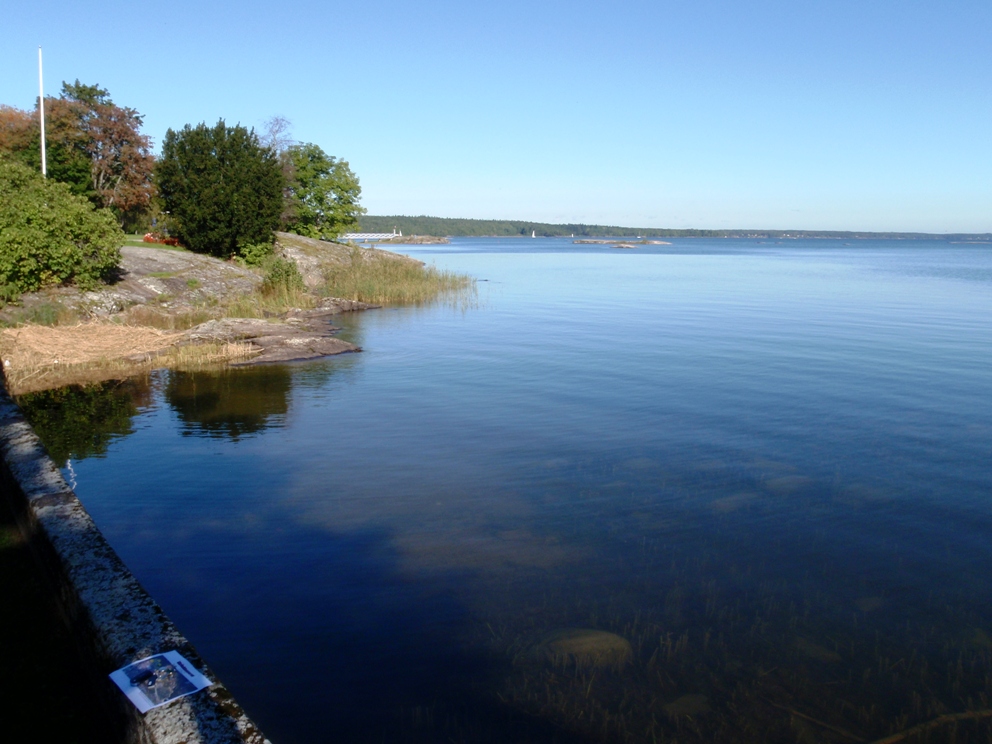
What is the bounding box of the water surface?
[22,238,992,743]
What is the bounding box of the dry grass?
[0,322,254,395]
[1,323,184,368]
[122,304,218,330]
[277,233,475,305]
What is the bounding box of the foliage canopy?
[0,158,123,301]
[283,143,365,239]
[0,82,154,228]
[156,121,284,258]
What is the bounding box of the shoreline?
[0,231,470,396]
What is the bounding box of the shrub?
[262,257,304,294]
[0,158,122,301]
[237,241,274,267]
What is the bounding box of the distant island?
[359,215,992,242]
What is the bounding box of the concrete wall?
[0,383,271,744]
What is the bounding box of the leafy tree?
[0,105,36,156]
[61,79,111,106]
[56,81,155,226]
[283,143,364,239]
[0,158,122,301]
[156,120,284,258]
[0,101,90,194]
[67,85,154,225]
[0,82,154,227]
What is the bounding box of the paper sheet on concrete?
[109,651,212,713]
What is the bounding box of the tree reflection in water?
[165,366,293,441]
[16,377,153,467]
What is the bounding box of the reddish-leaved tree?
[0,82,154,227]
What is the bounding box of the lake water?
[19,238,992,743]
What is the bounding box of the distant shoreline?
[359,215,992,242]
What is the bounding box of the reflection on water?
[21,240,992,743]
[16,377,152,466]
[165,366,293,440]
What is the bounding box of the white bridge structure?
[339,229,402,243]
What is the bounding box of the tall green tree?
[283,143,364,239]
[155,121,284,257]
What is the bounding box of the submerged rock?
[793,637,841,663]
[533,628,632,669]
[762,475,812,496]
[663,694,710,718]
[855,596,885,613]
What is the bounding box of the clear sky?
[2,1,990,231]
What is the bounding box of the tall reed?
[322,247,474,305]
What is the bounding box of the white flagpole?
[38,46,47,178]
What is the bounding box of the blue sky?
[3,1,990,231]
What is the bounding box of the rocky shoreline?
[0,235,412,393]
[185,298,376,365]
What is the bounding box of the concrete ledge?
[0,382,270,744]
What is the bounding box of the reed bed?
[322,246,475,306]
[221,283,318,319]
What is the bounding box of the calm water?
[21,238,992,743]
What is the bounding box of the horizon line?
[362,215,992,238]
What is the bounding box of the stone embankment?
[0,382,271,743]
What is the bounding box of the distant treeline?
[359,215,992,241]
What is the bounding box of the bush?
[262,257,304,294]
[237,241,274,267]
[0,158,122,301]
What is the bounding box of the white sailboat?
[532,230,536,238]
